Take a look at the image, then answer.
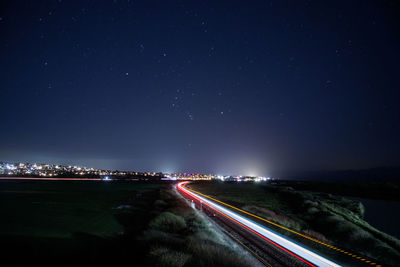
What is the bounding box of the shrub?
[154,199,168,209]
[307,207,319,214]
[140,229,185,247]
[149,212,187,233]
[186,230,226,246]
[302,229,330,244]
[159,190,174,201]
[243,205,303,231]
[303,200,318,208]
[349,229,372,242]
[187,239,252,267]
[185,212,209,232]
[325,214,345,224]
[149,246,191,267]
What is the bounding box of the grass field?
[0,180,162,266]
[0,180,161,238]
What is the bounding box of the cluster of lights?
[0,162,96,177]
[215,175,271,182]
[0,162,162,180]
[163,173,272,182]
[163,173,215,181]
[0,162,273,182]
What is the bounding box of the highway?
[177,181,342,267]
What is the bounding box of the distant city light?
[0,161,275,183]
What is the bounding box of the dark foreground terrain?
[3,179,399,266]
[0,180,255,267]
[0,180,161,266]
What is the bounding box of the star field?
[0,0,399,176]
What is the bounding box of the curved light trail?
[185,185,379,266]
[177,182,342,267]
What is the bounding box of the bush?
[159,190,174,201]
[349,229,372,242]
[335,197,365,218]
[149,212,187,233]
[149,246,191,267]
[307,207,319,214]
[184,212,208,231]
[186,230,226,246]
[325,214,345,224]
[187,239,252,267]
[302,229,330,244]
[154,199,168,209]
[303,200,318,208]
[141,229,185,246]
[243,205,303,231]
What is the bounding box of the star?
[187,112,194,120]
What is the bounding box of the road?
[177,181,342,267]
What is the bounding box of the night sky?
[1,1,399,176]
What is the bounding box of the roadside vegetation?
[189,181,400,266]
[139,186,255,267]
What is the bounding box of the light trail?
[177,182,342,267]
[184,183,380,266]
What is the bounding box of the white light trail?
[178,182,341,267]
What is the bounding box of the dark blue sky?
[1,0,399,176]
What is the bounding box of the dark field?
[0,180,162,266]
[0,180,255,267]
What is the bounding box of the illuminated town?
[0,162,271,182]
[0,162,161,179]
[163,173,271,182]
